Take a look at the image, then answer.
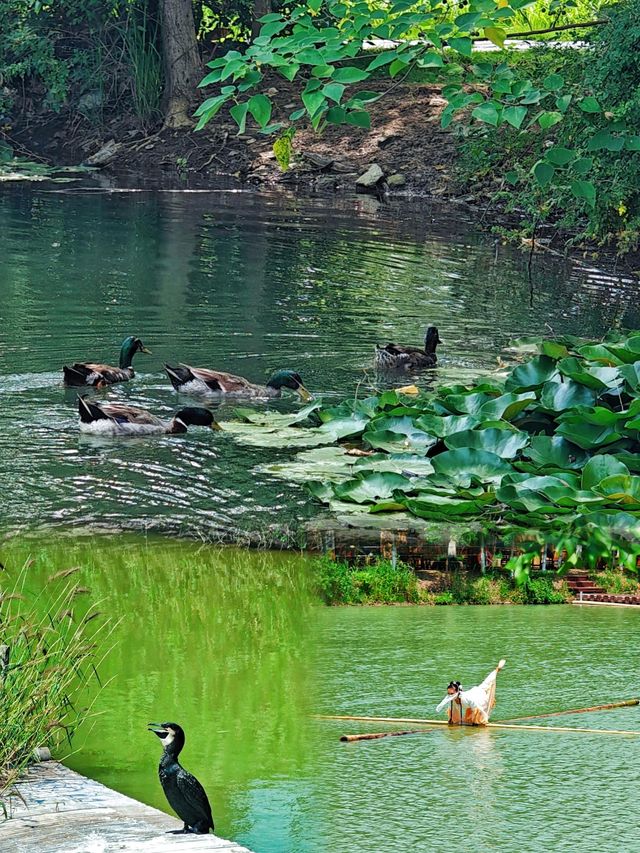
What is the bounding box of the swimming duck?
[78,396,219,436]
[63,336,151,387]
[164,365,312,400]
[374,326,442,371]
[148,722,214,834]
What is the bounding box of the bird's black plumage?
[149,722,214,834]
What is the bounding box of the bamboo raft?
[316,698,640,743]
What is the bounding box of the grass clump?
[0,555,111,804]
[316,556,420,605]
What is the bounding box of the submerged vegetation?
[315,556,571,604]
[229,332,640,582]
[0,555,110,803]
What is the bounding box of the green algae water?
[1,186,639,540]
[3,535,640,853]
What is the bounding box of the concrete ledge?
[0,762,254,853]
[572,600,640,609]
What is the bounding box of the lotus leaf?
[363,429,436,454]
[444,427,529,458]
[539,379,597,411]
[478,392,536,421]
[581,455,630,490]
[555,420,622,450]
[333,471,412,504]
[414,414,480,437]
[557,357,621,390]
[523,436,588,469]
[432,448,513,486]
[505,355,559,391]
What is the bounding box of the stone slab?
[0,762,254,853]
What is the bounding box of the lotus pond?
[1,185,640,543]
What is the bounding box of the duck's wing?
[185,366,257,394]
[378,344,426,357]
[99,403,162,426]
[175,767,214,831]
[65,362,131,386]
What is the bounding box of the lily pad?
[505,355,559,391]
[523,436,588,470]
[444,427,529,459]
[431,448,513,486]
[333,471,412,504]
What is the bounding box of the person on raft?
[436,659,506,726]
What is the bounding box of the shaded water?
[4,535,639,853]
[1,187,639,540]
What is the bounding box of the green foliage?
[0,556,110,800]
[458,1,640,250]
[315,556,420,604]
[525,576,570,604]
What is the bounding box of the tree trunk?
[159,0,201,128]
[251,0,272,40]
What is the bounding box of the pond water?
[1,186,639,541]
[4,535,639,853]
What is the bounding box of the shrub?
[524,576,570,605]
[591,568,639,594]
[314,557,419,605]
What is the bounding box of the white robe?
[436,660,505,726]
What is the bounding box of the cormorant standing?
[148,722,214,834]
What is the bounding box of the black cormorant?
[148,722,214,834]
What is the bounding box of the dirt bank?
[4,79,459,197]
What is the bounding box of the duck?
[164,365,312,401]
[148,722,214,834]
[63,336,151,387]
[78,396,220,436]
[374,326,442,371]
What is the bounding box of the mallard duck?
[63,336,151,387]
[374,326,442,371]
[164,365,312,400]
[78,396,219,436]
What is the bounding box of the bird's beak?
[148,722,167,736]
[141,346,152,354]
[297,385,313,401]
[210,421,222,431]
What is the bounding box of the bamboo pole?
[339,722,640,742]
[502,698,639,723]
[316,715,640,737]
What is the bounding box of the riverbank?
[1,760,253,852]
[5,76,456,198]
[315,555,573,605]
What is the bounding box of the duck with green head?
[164,364,312,401]
[63,335,151,387]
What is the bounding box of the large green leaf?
[539,379,597,411]
[557,357,621,390]
[444,428,529,459]
[431,448,513,486]
[478,392,536,421]
[556,421,622,451]
[333,471,411,504]
[581,455,630,490]
[523,436,588,470]
[505,355,558,391]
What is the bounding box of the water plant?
[0,554,111,806]
[230,332,640,582]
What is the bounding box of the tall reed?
[0,556,112,805]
